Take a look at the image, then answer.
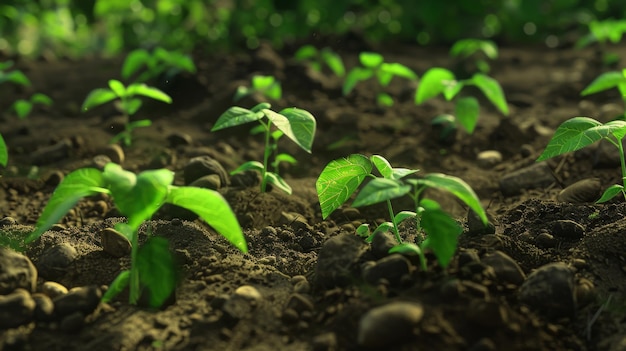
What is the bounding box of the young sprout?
[580,68,626,118]
[343,52,418,107]
[576,19,626,66]
[82,79,172,146]
[234,75,282,102]
[317,154,487,270]
[12,93,53,119]
[122,47,196,83]
[211,102,316,194]
[294,45,345,77]
[450,38,499,74]
[26,163,246,308]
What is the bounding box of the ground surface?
[1,40,626,351]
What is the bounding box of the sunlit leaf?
[469,73,509,115]
[415,67,455,104]
[455,96,480,133]
[352,178,411,207]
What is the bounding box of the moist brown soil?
[1,40,626,351]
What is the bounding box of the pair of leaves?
[234,75,282,101]
[12,93,53,119]
[122,47,196,83]
[0,62,30,86]
[231,161,292,194]
[450,39,498,60]
[212,103,316,154]
[343,52,417,96]
[294,45,345,77]
[82,79,172,113]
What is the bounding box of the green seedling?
[581,68,626,118]
[415,67,509,135]
[537,117,626,203]
[234,75,282,102]
[576,19,626,66]
[0,61,30,86]
[122,47,196,83]
[450,38,498,74]
[316,154,487,270]
[12,93,53,119]
[25,163,246,308]
[294,45,345,77]
[343,52,417,107]
[82,79,172,146]
[211,102,316,194]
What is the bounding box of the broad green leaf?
[102,163,136,198]
[376,93,394,106]
[455,96,480,133]
[360,52,384,68]
[122,49,151,79]
[230,160,264,174]
[294,45,317,60]
[108,80,126,98]
[537,118,626,161]
[167,186,247,252]
[211,106,264,131]
[469,73,509,115]
[352,178,411,208]
[265,172,292,194]
[356,223,371,238]
[597,184,624,203]
[30,93,53,106]
[271,108,317,153]
[27,168,107,243]
[371,155,393,179]
[321,49,345,77]
[450,39,498,59]
[275,153,297,165]
[380,63,417,80]
[377,70,394,86]
[126,84,172,104]
[394,210,416,224]
[0,134,7,166]
[82,88,117,111]
[420,200,462,268]
[122,98,142,115]
[410,173,486,224]
[137,236,178,308]
[251,76,282,100]
[581,71,626,96]
[415,68,455,104]
[12,100,32,119]
[101,270,130,303]
[0,70,30,86]
[443,80,463,101]
[251,102,271,112]
[343,67,374,95]
[316,154,372,219]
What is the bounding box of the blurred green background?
[0,0,624,59]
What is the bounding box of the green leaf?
[371,155,393,179]
[469,73,509,115]
[136,236,177,308]
[581,71,626,96]
[122,49,151,79]
[108,79,126,97]
[316,154,372,219]
[321,49,345,77]
[537,118,626,161]
[211,106,263,131]
[0,61,14,71]
[0,70,31,86]
[126,84,172,104]
[101,270,130,303]
[122,98,143,115]
[596,184,624,203]
[380,63,417,80]
[455,96,480,133]
[343,67,374,95]
[0,134,7,167]
[271,108,317,153]
[356,223,371,238]
[415,67,456,104]
[82,88,117,111]
[265,172,292,194]
[376,93,394,107]
[352,178,411,208]
[231,160,264,174]
[450,39,498,60]
[27,168,107,243]
[167,186,247,252]
[359,52,384,68]
[274,153,297,165]
[411,173,487,225]
[12,100,32,119]
[389,242,422,255]
[420,200,462,268]
[30,93,53,106]
[251,102,271,112]
[394,210,416,224]
[294,45,317,60]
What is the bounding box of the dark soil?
[2,40,626,351]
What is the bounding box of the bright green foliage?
[212,103,316,194]
[317,154,487,269]
[581,69,626,119]
[122,47,196,83]
[27,163,245,308]
[82,79,172,146]
[450,38,498,73]
[343,52,418,107]
[295,45,345,77]
[537,117,626,203]
[12,93,53,119]
[0,133,8,167]
[577,19,626,65]
[0,61,30,86]
[235,75,282,101]
[415,67,509,134]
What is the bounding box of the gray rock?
[59,311,85,332]
[53,285,102,318]
[519,262,576,318]
[0,247,37,294]
[362,254,412,285]
[549,220,585,240]
[535,232,556,248]
[167,132,192,148]
[476,150,503,168]
[91,155,112,170]
[481,251,526,286]
[99,227,132,258]
[189,174,221,190]
[0,289,36,329]
[557,178,602,203]
[184,155,229,186]
[312,332,338,351]
[357,302,424,348]
[32,293,55,322]
[499,162,555,196]
[314,233,369,289]
[286,293,314,314]
[102,144,125,164]
[37,243,78,279]
[31,138,72,165]
[370,230,396,258]
[466,209,496,235]
[234,285,262,303]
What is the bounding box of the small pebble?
[481,251,526,286]
[0,289,36,328]
[234,285,262,303]
[557,178,602,203]
[53,285,102,318]
[357,302,424,348]
[476,150,503,168]
[519,263,576,318]
[167,132,192,147]
[535,232,556,248]
[102,144,125,164]
[100,227,131,258]
[42,281,69,298]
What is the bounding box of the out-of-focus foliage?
[0,0,624,58]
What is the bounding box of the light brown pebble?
[42,281,68,298]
